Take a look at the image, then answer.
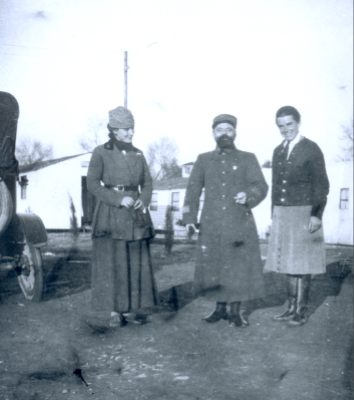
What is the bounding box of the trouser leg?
[273,274,297,321]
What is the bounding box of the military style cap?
[212,114,237,129]
[108,106,135,129]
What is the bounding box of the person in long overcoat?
[264,105,329,327]
[183,113,268,328]
[86,106,158,328]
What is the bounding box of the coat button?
[283,180,287,183]
[282,189,286,192]
[222,207,226,210]
[222,171,225,174]
[281,198,285,202]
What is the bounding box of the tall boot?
[202,302,227,323]
[273,275,297,321]
[288,275,311,327]
[229,302,249,328]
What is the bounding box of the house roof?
[19,153,90,173]
[153,177,189,190]
[181,162,194,166]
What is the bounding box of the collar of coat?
[215,145,238,154]
[104,139,140,152]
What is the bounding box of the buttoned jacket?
[272,137,329,219]
[183,147,268,229]
[87,141,153,240]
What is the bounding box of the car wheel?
[0,180,13,235]
[17,243,44,302]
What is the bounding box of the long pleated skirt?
[91,237,158,316]
[264,205,326,275]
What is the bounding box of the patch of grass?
[44,233,92,256]
[44,233,196,269]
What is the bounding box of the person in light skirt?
[264,106,329,327]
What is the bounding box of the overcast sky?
[0,0,352,165]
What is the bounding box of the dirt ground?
[0,234,352,400]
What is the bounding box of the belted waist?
[105,184,139,192]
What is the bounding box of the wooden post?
[124,51,128,108]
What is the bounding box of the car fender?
[16,213,47,247]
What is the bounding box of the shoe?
[287,313,308,327]
[229,302,249,328]
[273,297,296,321]
[109,312,125,328]
[122,313,151,325]
[202,302,227,323]
[273,275,297,321]
[229,314,242,327]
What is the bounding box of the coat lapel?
[287,136,304,162]
[111,147,135,182]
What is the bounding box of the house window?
[184,165,192,175]
[171,192,180,211]
[199,190,205,210]
[20,175,28,200]
[339,188,349,209]
[150,193,158,211]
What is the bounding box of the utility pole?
[124,51,128,108]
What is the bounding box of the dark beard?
[216,134,236,149]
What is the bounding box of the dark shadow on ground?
[41,254,91,301]
[157,281,197,314]
[155,261,353,322]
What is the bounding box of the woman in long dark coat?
[264,105,329,327]
[86,106,157,327]
[183,113,268,328]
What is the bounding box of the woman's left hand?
[134,199,145,210]
[308,216,322,233]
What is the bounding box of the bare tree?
[337,119,353,161]
[146,137,180,179]
[16,138,53,165]
[261,160,272,168]
[160,158,182,179]
[78,116,107,152]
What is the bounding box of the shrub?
[164,205,174,255]
[69,195,79,242]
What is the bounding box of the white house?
[17,154,353,245]
[17,153,94,230]
[322,161,353,245]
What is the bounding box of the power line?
[129,42,158,60]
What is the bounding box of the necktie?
[283,140,289,159]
